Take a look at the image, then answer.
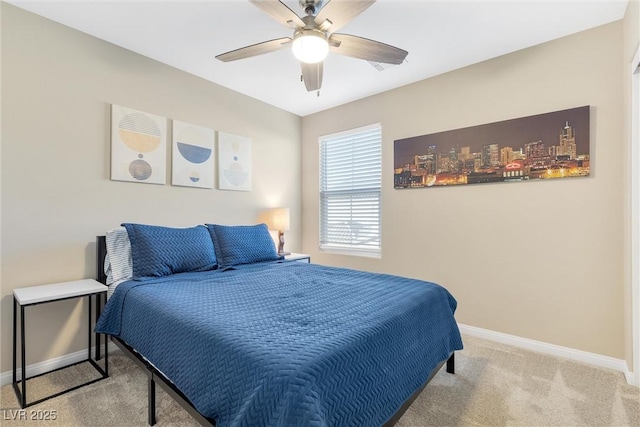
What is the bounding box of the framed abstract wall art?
[218,132,252,192]
[111,104,167,184]
[171,120,215,189]
[394,106,590,189]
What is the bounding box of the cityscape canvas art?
[394,106,590,189]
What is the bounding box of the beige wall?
[303,22,626,358]
[0,4,302,373]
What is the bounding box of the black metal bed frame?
[96,236,454,426]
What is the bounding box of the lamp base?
[277,231,290,256]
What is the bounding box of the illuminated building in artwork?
[511,149,526,161]
[413,145,438,174]
[559,121,577,159]
[462,158,475,173]
[438,156,450,173]
[459,146,471,160]
[481,143,499,167]
[524,140,545,159]
[500,146,514,165]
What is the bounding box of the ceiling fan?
[215,0,408,93]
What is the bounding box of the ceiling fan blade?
[314,0,376,33]
[250,0,304,29]
[215,37,292,62]
[329,33,407,64]
[301,62,323,92]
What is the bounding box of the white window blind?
[319,124,381,257]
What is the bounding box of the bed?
[95,223,463,426]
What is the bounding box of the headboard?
[96,235,107,285]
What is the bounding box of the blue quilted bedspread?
[96,261,463,427]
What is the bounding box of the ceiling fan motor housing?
[299,0,324,16]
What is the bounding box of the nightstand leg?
[12,297,16,385]
[95,294,101,360]
[105,333,109,377]
[20,304,26,408]
[87,295,92,360]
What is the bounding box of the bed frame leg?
[148,375,156,426]
[446,353,455,374]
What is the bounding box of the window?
[319,124,381,257]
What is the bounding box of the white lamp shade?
[292,31,329,64]
[266,207,290,231]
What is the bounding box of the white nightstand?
[13,279,109,408]
[284,253,311,263]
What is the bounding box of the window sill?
[319,247,381,259]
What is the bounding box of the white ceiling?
[8,0,629,116]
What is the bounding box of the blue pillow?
[122,223,217,278]
[206,223,280,266]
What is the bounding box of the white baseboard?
[0,344,115,387]
[624,370,637,386]
[458,323,636,386]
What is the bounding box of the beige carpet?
[1,335,638,426]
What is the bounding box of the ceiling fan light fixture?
[292,29,328,64]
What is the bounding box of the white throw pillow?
[105,227,133,298]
